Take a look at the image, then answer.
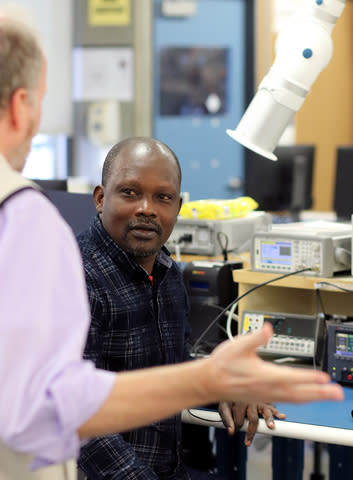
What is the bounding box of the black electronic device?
[183,260,242,354]
[327,322,353,385]
[333,145,353,221]
[245,144,315,221]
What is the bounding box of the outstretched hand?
[205,323,344,405]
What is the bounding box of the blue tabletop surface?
[276,386,353,430]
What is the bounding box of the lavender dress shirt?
[0,189,115,469]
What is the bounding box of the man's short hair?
[102,137,182,187]
[0,9,44,111]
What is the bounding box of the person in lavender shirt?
[0,7,343,480]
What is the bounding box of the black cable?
[186,409,223,424]
[191,342,214,357]
[216,231,229,261]
[204,303,225,312]
[177,234,192,244]
[312,293,322,371]
[315,281,353,294]
[190,267,312,355]
[216,324,229,336]
[215,231,251,258]
[315,289,326,317]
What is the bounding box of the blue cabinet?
[153,0,254,200]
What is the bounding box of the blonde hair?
[0,6,44,111]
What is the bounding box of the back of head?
[0,6,44,114]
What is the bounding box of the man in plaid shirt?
[77,137,284,479]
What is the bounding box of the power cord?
[185,409,224,424]
[315,281,353,294]
[315,289,326,317]
[225,302,239,340]
[217,231,229,261]
[216,231,251,263]
[334,247,352,267]
[174,234,193,262]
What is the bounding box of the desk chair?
[43,190,96,236]
[43,190,96,480]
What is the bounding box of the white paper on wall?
[72,47,134,102]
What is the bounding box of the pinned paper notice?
[72,47,134,102]
[88,0,131,26]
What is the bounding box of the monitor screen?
[31,178,68,191]
[334,145,353,220]
[260,240,293,266]
[245,145,315,220]
[336,332,353,357]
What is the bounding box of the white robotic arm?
[226,0,346,160]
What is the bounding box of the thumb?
[232,322,273,354]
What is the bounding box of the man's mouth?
[129,224,159,239]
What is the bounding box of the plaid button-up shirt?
[77,216,191,479]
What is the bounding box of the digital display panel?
[260,241,292,265]
[336,332,353,357]
[268,316,316,338]
[189,281,209,290]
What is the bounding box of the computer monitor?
[44,190,97,236]
[245,144,315,221]
[31,178,68,191]
[334,145,353,221]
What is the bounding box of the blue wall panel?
[153,0,247,200]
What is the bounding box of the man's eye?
[159,194,172,201]
[121,189,136,196]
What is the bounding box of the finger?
[260,405,275,429]
[262,383,344,404]
[230,323,273,355]
[231,402,247,433]
[259,363,334,387]
[244,404,258,446]
[218,401,235,435]
[269,405,286,420]
[257,403,286,420]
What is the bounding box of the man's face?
[95,144,182,269]
[12,59,47,172]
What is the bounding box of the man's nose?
[136,196,156,216]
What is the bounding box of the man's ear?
[9,88,30,131]
[93,185,104,213]
[177,196,182,215]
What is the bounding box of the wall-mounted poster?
[159,47,229,116]
[72,47,133,102]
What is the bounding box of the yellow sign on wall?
[88,0,131,26]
